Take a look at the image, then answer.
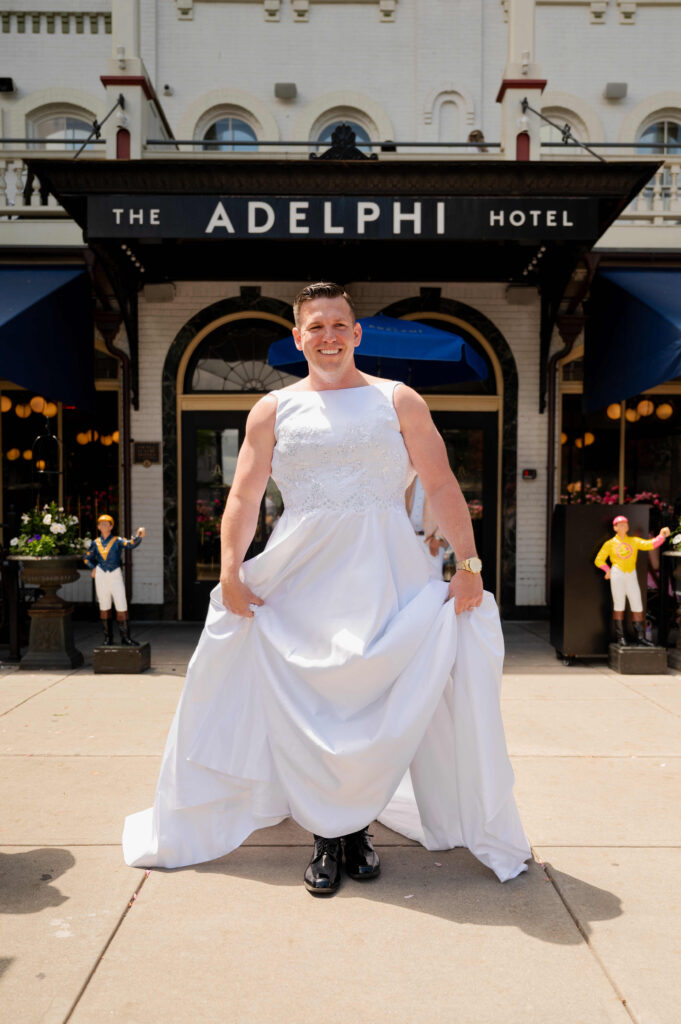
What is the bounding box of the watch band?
[455,557,483,574]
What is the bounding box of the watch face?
[468,557,483,573]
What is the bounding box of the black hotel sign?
[87,195,598,241]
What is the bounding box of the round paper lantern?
[35,459,46,471]
[575,437,583,449]
[637,399,654,417]
[625,408,639,423]
[606,403,621,420]
[44,402,58,418]
[6,448,20,461]
[15,404,31,419]
[112,430,119,444]
[656,403,673,420]
[560,432,568,445]
[76,432,89,446]
[584,432,595,446]
[30,396,46,414]
[22,449,32,460]
[0,395,12,413]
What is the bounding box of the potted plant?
[8,502,92,670]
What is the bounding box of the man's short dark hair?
[293,282,356,327]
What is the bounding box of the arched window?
[201,116,258,152]
[636,118,681,209]
[185,317,298,393]
[28,108,94,151]
[637,119,681,155]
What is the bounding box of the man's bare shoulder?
[246,394,277,434]
[393,382,429,422]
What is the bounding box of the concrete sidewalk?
[1,620,679,1024]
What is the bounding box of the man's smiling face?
[292,296,362,385]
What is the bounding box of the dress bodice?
[270,381,410,516]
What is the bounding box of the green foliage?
[9,501,91,557]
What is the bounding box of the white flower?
[43,514,52,525]
[50,523,59,534]
[21,513,29,524]
[84,538,92,548]
[58,507,64,513]
[70,515,79,525]
[9,537,18,547]
[673,534,681,545]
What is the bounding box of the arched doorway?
[163,294,517,619]
[380,296,518,611]
[177,312,296,619]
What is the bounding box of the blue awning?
[584,269,681,413]
[268,314,488,387]
[0,267,95,411]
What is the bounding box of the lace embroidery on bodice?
[270,382,410,516]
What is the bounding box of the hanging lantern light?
[656,402,673,420]
[44,402,58,418]
[92,429,99,441]
[76,432,89,446]
[15,403,31,419]
[0,395,12,413]
[584,432,595,446]
[606,403,621,420]
[6,448,20,461]
[112,430,119,444]
[35,459,46,471]
[637,399,654,417]
[100,435,113,447]
[560,432,568,445]
[22,449,33,460]
[575,437,583,449]
[30,396,46,414]
[625,408,639,423]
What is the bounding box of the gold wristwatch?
[455,557,483,574]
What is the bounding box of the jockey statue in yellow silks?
[594,514,670,647]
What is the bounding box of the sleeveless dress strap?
[372,378,403,406]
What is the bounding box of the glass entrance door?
[430,410,498,593]
[181,410,283,619]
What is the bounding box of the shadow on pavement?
[0,848,75,914]
[181,846,623,945]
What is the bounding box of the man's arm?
[394,385,482,613]
[219,395,277,617]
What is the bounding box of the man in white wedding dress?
[122,282,531,894]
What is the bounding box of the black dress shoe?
[342,828,380,881]
[304,836,342,895]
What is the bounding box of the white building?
[1,0,680,624]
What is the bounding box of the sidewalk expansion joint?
[60,868,150,1024]
[0,675,77,718]
[535,848,641,1024]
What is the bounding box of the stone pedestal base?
[667,647,681,672]
[608,643,667,675]
[20,605,84,671]
[93,643,151,674]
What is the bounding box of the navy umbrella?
[267,314,488,387]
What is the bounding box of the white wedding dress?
[123,381,531,882]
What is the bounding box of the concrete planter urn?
[8,554,84,670]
